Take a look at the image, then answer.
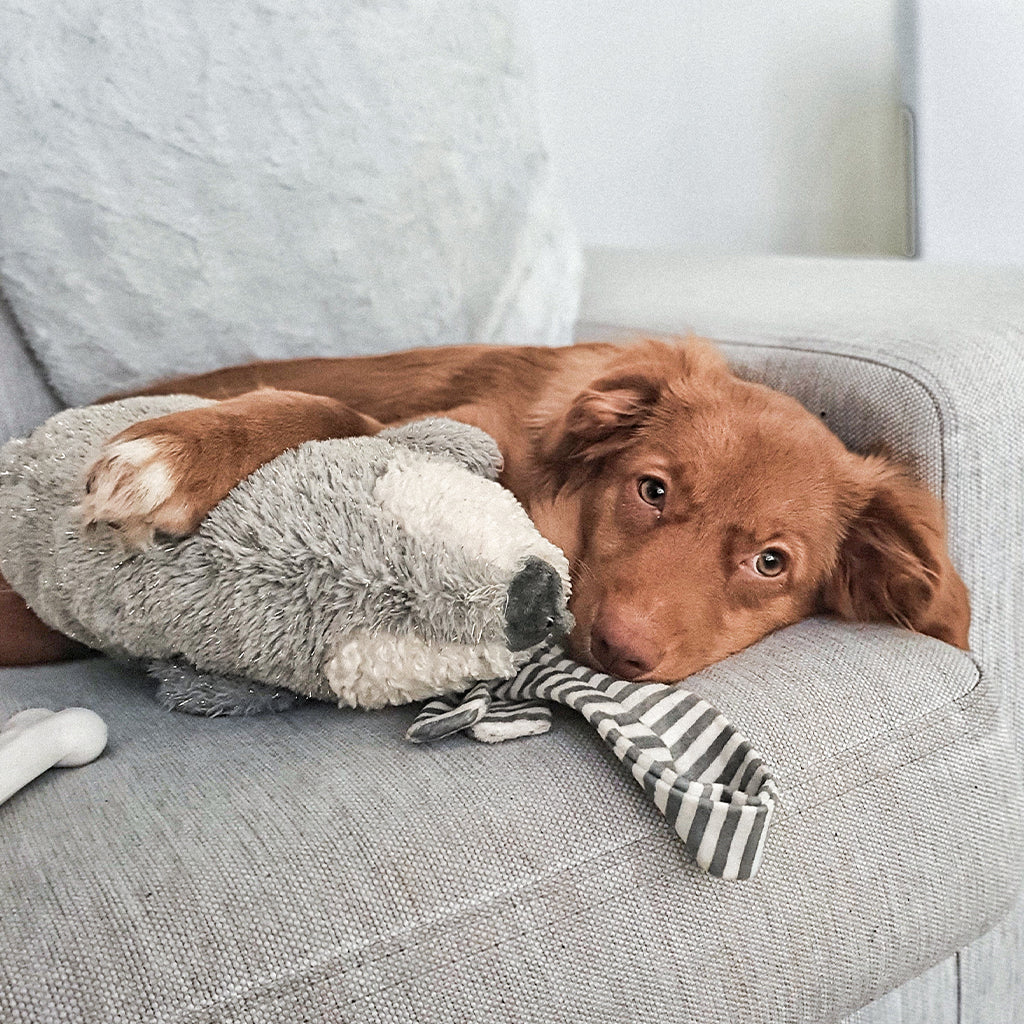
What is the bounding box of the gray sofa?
[3,249,1023,1024]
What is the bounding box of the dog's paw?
[79,434,197,547]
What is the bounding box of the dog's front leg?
[80,390,382,546]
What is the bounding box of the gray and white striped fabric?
[407,644,779,880]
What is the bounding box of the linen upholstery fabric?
[0,297,58,446]
[0,0,579,405]
[0,613,1014,1024]
[408,645,781,881]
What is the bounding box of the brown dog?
[7,337,970,678]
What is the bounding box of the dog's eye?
[637,476,668,509]
[754,549,787,577]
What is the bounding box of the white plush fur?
[373,459,571,592]
[324,631,524,711]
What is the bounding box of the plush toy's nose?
[504,557,565,651]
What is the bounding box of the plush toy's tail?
[147,660,304,717]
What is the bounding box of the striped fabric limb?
[406,644,779,880]
[467,699,552,744]
[405,685,553,744]
[404,683,494,743]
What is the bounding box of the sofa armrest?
[0,294,60,445]
[578,248,1024,743]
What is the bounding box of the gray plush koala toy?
[0,397,571,714]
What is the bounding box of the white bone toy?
[0,708,108,805]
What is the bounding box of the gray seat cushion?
[2,617,1018,1024]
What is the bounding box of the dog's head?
[528,339,969,681]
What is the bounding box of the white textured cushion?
[0,0,579,405]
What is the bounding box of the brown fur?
[2,337,970,676]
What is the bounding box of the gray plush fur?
[147,659,305,717]
[0,397,571,710]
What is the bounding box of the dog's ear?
[534,371,665,493]
[820,459,970,648]
[558,372,663,458]
[533,337,729,493]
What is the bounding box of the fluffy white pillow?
[0,1,579,405]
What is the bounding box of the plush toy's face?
[322,452,571,709]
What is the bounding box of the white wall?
[519,0,910,256]
[912,0,1024,263]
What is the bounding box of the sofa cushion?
[0,0,579,405]
[1,617,1018,1024]
[0,300,58,446]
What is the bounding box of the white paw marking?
[78,436,181,546]
[97,439,175,509]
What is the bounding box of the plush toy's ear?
[378,419,503,479]
[820,459,970,648]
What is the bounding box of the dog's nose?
[504,557,565,651]
[589,608,664,680]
